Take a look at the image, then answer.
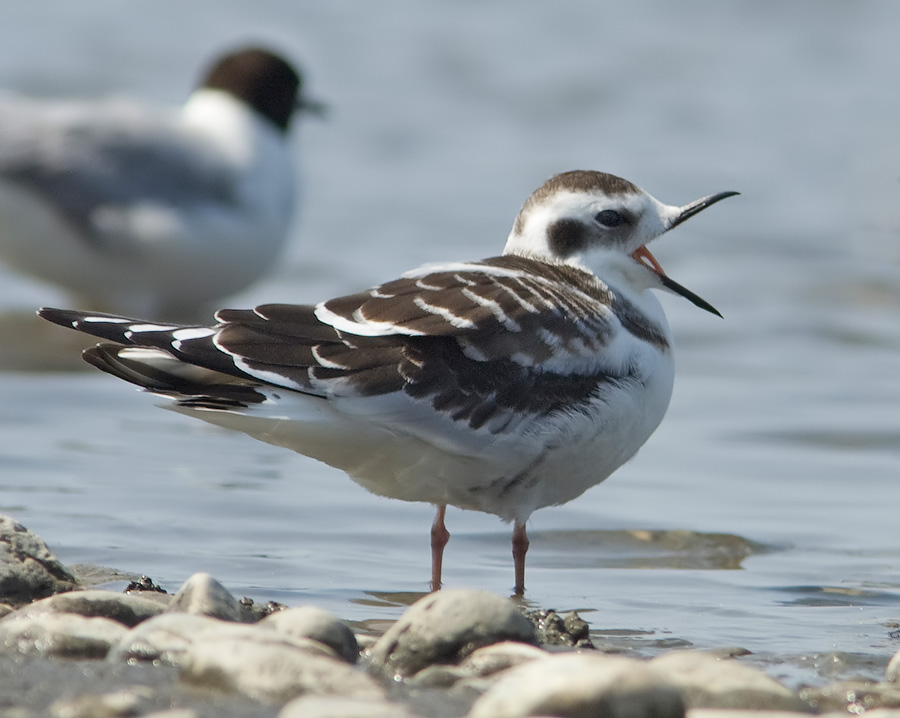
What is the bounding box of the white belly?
[171,344,675,525]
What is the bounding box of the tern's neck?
[572,249,656,290]
[181,88,283,163]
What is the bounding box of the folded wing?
[39,255,659,441]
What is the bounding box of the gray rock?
[3,589,164,627]
[180,633,385,705]
[166,573,241,622]
[468,652,684,718]
[0,612,127,658]
[279,696,420,718]
[650,651,811,712]
[800,680,900,713]
[260,605,359,663]
[0,515,78,604]
[368,589,536,679]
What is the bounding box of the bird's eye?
[595,210,624,227]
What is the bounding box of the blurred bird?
[40,170,736,594]
[0,46,321,318]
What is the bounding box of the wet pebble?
[109,612,336,666]
[408,640,550,691]
[458,640,549,678]
[180,632,385,705]
[107,612,241,664]
[48,685,155,718]
[166,572,242,622]
[278,695,420,718]
[888,649,900,683]
[367,589,537,679]
[649,651,812,712]
[468,652,684,718]
[260,605,359,663]
[6,589,165,627]
[0,612,127,658]
[0,515,78,604]
[687,712,822,718]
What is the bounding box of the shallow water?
[1,0,900,689]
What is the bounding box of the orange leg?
[430,504,450,592]
[512,522,529,595]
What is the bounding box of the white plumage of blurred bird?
[0,46,321,317]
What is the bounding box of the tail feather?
[38,307,184,343]
[83,343,265,407]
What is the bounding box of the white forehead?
[518,188,680,230]
[538,189,643,215]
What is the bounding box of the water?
[1,0,899,688]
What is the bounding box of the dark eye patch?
[547,219,589,258]
[594,209,625,227]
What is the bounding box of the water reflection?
[470,529,770,571]
[775,585,900,608]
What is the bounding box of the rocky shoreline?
[2,514,900,718]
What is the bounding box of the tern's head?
[200,47,324,132]
[504,170,738,316]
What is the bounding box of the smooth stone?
[108,612,336,665]
[279,696,420,718]
[0,612,126,659]
[688,712,820,718]
[459,641,549,678]
[411,641,550,689]
[0,515,78,604]
[468,652,684,718]
[888,650,900,682]
[650,651,811,712]
[260,605,359,663]
[122,589,173,611]
[166,573,241,622]
[48,685,155,718]
[4,589,165,627]
[368,589,536,679]
[180,633,385,706]
[107,613,233,664]
[406,663,471,689]
[800,681,900,713]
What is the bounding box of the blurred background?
[0,1,898,685]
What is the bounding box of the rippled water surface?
[1,1,899,687]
